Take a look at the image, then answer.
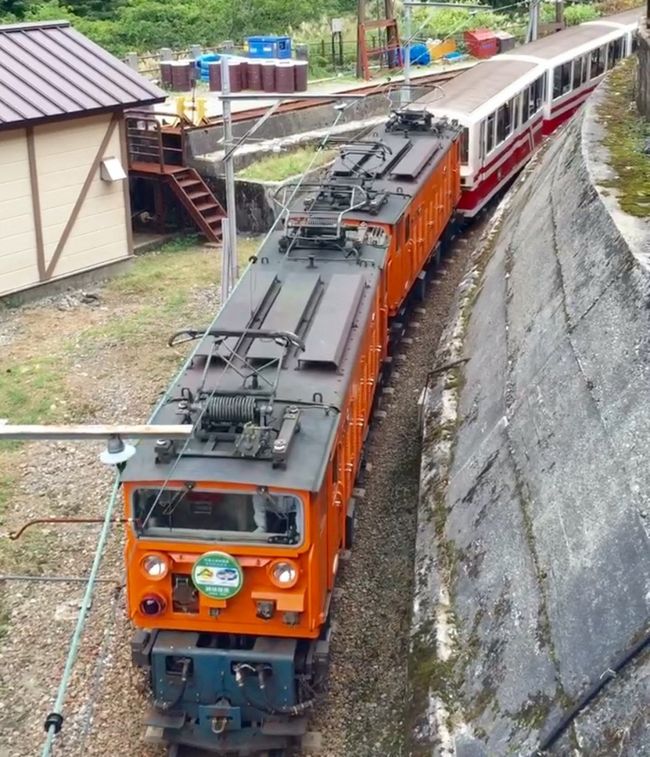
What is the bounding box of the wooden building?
[0,21,165,297]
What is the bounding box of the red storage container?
[208,61,221,91]
[248,61,262,90]
[261,60,275,92]
[160,61,173,88]
[227,59,243,92]
[170,60,193,90]
[275,61,295,93]
[464,29,498,59]
[294,60,308,92]
[239,59,249,89]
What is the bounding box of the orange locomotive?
[122,109,460,754]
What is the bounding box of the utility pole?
[526,0,540,42]
[356,0,366,79]
[402,0,412,104]
[220,56,239,302]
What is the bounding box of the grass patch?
[0,355,69,426]
[83,237,261,347]
[597,59,650,217]
[237,147,337,182]
[0,470,15,522]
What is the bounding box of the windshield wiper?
[140,482,195,532]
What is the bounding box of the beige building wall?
[0,111,132,297]
[0,129,39,295]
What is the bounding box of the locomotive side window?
[133,488,304,545]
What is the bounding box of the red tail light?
[139,593,166,616]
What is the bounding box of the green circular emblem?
[192,551,243,600]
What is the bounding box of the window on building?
[486,112,495,153]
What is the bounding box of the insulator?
[203,395,259,426]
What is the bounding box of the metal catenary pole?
[220,56,239,299]
[402,0,412,104]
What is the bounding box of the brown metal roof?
[0,20,165,130]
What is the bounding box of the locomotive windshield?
[132,487,303,545]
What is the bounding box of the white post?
[220,218,230,303]
[220,56,239,300]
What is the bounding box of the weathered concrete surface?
[415,91,650,755]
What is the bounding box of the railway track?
[158,215,488,757]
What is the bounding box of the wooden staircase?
[168,168,226,244]
[126,112,226,244]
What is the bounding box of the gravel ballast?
[0,232,478,757]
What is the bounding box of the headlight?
[269,560,298,588]
[141,554,168,579]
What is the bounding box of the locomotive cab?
[125,480,324,752]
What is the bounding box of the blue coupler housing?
[144,631,304,753]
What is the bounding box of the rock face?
[416,97,650,755]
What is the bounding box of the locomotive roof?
[324,116,461,224]
[122,237,385,492]
[122,112,458,493]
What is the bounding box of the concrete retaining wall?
[415,86,650,755]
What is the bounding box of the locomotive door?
[326,442,345,588]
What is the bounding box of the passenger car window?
[486,112,495,153]
[572,58,582,89]
[460,127,469,164]
[522,88,530,123]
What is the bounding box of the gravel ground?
[0,243,231,757]
[307,230,480,757]
[0,229,478,757]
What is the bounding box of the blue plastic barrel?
[408,43,430,66]
[196,52,220,81]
